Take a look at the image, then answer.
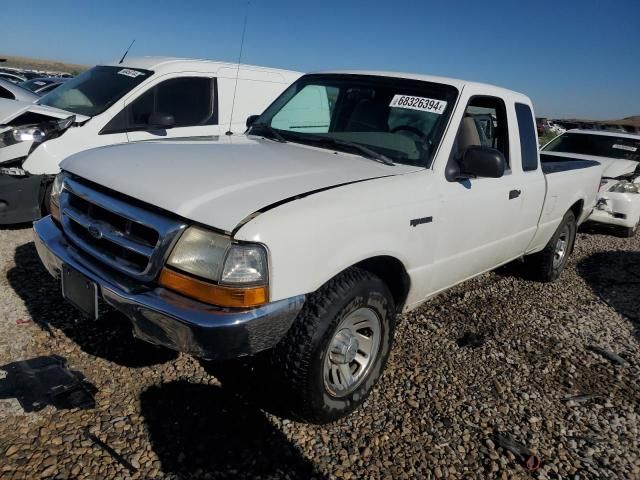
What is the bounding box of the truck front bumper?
[33,216,305,360]
[589,192,640,229]
[0,173,44,225]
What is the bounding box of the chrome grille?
[60,177,186,281]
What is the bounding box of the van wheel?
[620,220,638,238]
[271,267,395,423]
[525,210,576,282]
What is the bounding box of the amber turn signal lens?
[158,268,268,308]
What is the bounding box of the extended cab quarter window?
[456,96,509,165]
[515,103,539,171]
[102,77,216,133]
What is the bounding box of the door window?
[456,96,510,165]
[102,77,216,134]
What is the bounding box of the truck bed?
[540,153,601,174]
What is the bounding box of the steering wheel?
[390,125,429,141]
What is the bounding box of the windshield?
[37,66,152,117]
[543,132,640,161]
[251,74,458,167]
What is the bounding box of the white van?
[0,57,301,224]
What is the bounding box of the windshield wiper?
[250,123,287,143]
[312,137,395,166]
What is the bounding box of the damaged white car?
[542,130,640,237]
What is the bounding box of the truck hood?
[61,136,422,232]
[542,151,638,178]
[0,98,89,127]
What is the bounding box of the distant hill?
[0,54,87,75]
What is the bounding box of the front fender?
[234,171,438,305]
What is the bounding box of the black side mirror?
[246,115,260,128]
[459,145,506,179]
[148,112,175,130]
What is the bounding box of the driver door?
[431,95,524,292]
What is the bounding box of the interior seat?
[345,100,390,132]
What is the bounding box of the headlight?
[160,226,269,308]
[166,227,232,281]
[49,172,65,221]
[0,115,75,148]
[609,180,640,194]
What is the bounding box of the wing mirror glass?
[147,112,175,130]
[460,145,506,179]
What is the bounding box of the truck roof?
[565,129,640,140]
[312,70,532,103]
[107,56,302,83]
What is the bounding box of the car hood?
[61,136,422,232]
[541,151,638,178]
[0,97,88,127]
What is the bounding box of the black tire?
[620,221,638,238]
[270,267,395,423]
[525,210,576,282]
[40,181,53,217]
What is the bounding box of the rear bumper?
[589,193,640,228]
[33,216,305,360]
[0,173,43,225]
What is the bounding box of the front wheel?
[620,220,638,238]
[525,210,576,282]
[270,267,395,423]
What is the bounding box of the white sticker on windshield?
[118,68,145,78]
[390,95,447,114]
[34,81,46,85]
[612,144,637,152]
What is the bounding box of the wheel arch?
[350,255,411,313]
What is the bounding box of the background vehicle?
[33,72,603,423]
[0,57,301,224]
[19,77,69,95]
[0,71,27,84]
[0,78,39,102]
[542,129,640,236]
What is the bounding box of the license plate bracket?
[61,264,99,320]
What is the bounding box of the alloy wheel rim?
[323,307,382,398]
[553,225,570,269]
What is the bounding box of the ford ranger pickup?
[33,71,603,422]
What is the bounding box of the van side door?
[100,74,220,141]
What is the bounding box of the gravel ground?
[0,224,638,479]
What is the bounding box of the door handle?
[509,189,521,200]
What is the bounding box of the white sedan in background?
[542,129,640,237]
[0,78,39,102]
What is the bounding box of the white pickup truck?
[34,71,603,423]
[0,57,300,225]
[541,129,640,236]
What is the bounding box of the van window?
[38,66,152,117]
[515,103,539,171]
[102,77,217,133]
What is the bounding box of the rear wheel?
[270,267,395,423]
[525,210,576,282]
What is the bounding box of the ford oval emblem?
[87,224,103,239]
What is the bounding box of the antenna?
[118,39,136,64]
[225,2,249,135]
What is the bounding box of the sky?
[2,0,639,119]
